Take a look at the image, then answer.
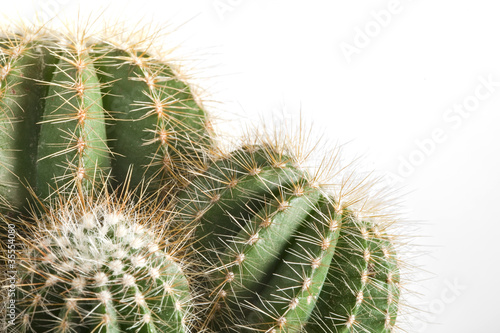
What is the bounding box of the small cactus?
[3,187,197,333]
[177,142,401,332]
[0,21,211,213]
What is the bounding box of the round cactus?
[3,188,197,333]
[176,143,401,332]
[0,22,211,213]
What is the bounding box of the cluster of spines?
[9,192,196,333]
[177,142,401,332]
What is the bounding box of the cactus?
[177,143,401,332]
[0,22,211,213]
[0,20,211,332]
[0,18,405,333]
[2,187,197,332]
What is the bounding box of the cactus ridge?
[0,36,54,210]
[177,145,305,252]
[178,142,401,332]
[354,233,400,332]
[305,217,400,332]
[7,187,197,333]
[242,195,340,332]
[37,38,110,197]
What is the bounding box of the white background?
[4,1,500,332]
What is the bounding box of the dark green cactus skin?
[0,41,56,210]
[0,31,210,212]
[177,145,400,332]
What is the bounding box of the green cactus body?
[0,27,210,212]
[0,39,55,210]
[178,146,304,252]
[96,48,208,190]
[12,196,193,333]
[178,145,401,332]
[353,233,400,332]
[243,195,340,332]
[306,219,400,333]
[37,48,110,197]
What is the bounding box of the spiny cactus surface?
[177,144,401,332]
[0,23,210,213]
[0,19,405,333]
[3,189,196,333]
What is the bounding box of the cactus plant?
[0,22,211,213]
[3,140,402,333]
[176,143,401,332]
[3,186,198,332]
[0,19,404,333]
[0,21,211,332]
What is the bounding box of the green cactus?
[0,19,405,333]
[177,144,401,332]
[0,24,211,213]
[4,189,196,333]
[0,22,211,332]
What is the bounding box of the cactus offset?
[3,187,197,332]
